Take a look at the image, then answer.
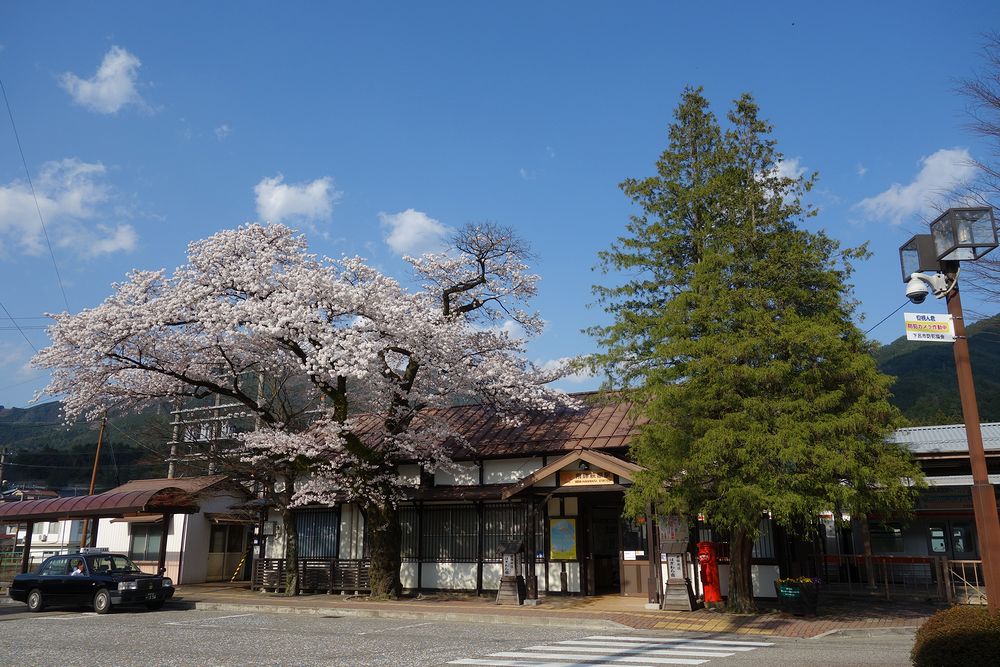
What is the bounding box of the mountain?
[876,313,1000,425]
[0,403,171,494]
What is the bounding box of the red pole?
[947,285,1000,611]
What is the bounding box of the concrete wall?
[419,562,478,589]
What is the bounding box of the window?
[38,556,69,576]
[621,516,648,560]
[129,524,163,561]
[421,506,478,561]
[870,522,905,554]
[295,511,339,558]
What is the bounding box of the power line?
[864,301,909,336]
[0,76,71,313]
[0,300,37,352]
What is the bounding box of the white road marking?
[359,621,435,635]
[164,612,256,627]
[448,633,771,667]
[587,636,774,647]
[526,645,734,658]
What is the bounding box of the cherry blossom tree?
[34,222,571,597]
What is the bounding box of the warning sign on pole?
[903,312,956,342]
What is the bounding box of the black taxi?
[8,548,174,614]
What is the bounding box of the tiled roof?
[891,423,1000,455]
[110,474,234,496]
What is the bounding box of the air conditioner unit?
[38,534,48,542]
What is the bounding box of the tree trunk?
[727,526,756,613]
[365,501,402,599]
[281,507,299,596]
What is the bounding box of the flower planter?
[774,580,818,616]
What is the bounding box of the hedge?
[911,605,1000,667]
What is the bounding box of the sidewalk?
[168,583,940,639]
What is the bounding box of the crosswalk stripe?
[481,652,706,665]
[449,661,659,667]
[525,645,735,658]
[448,633,770,667]
[586,636,774,647]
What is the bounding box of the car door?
[36,556,71,604]
[64,557,94,605]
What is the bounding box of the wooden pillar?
[20,521,33,574]
[88,517,99,547]
[646,505,661,605]
[526,499,538,600]
[157,514,172,575]
[475,502,484,596]
[415,501,423,591]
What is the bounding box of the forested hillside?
[876,313,1000,425]
[0,403,170,493]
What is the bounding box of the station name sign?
[559,470,614,487]
[903,312,955,342]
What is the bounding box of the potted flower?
[774,576,819,616]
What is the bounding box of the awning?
[205,512,256,525]
[501,449,644,500]
[110,515,164,524]
[0,487,199,522]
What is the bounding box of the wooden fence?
[818,553,986,604]
[252,558,370,594]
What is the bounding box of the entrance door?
[619,515,651,597]
[588,507,620,594]
[207,524,249,582]
[929,521,978,560]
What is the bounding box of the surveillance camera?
[905,277,929,304]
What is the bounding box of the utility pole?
[79,415,107,549]
[0,446,10,494]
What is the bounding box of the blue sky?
[1,2,999,408]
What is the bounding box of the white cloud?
[857,163,868,178]
[254,174,339,225]
[545,146,555,158]
[215,124,232,141]
[774,157,806,181]
[0,158,138,257]
[539,357,594,384]
[378,208,450,255]
[59,46,147,114]
[855,148,976,225]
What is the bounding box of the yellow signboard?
[558,470,614,487]
[549,518,577,560]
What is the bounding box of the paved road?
[0,604,914,666]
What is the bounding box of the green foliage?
[911,605,1000,667]
[0,403,170,492]
[590,88,922,610]
[875,314,1000,425]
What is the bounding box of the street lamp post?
[900,207,1000,611]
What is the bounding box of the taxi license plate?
[145,592,157,600]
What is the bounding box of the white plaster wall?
[95,516,183,582]
[536,473,556,487]
[435,462,479,486]
[400,562,418,589]
[339,504,365,559]
[482,458,543,484]
[482,563,503,589]
[397,464,421,486]
[419,562,478,589]
[546,562,581,593]
[752,564,780,598]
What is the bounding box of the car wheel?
[26,589,44,613]
[93,589,112,614]
[145,599,164,610]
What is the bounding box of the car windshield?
[85,555,144,574]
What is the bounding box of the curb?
[179,599,631,630]
[808,626,919,639]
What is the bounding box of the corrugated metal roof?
[891,423,1000,454]
[0,487,199,521]
[349,394,643,461]
[924,474,1000,486]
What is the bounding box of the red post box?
[696,541,722,604]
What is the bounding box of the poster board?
[548,517,577,560]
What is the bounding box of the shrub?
[911,605,1000,667]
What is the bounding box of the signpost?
[903,312,956,342]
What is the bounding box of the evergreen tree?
[590,88,922,612]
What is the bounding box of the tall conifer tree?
[590,88,922,612]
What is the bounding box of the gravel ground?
[0,604,915,666]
